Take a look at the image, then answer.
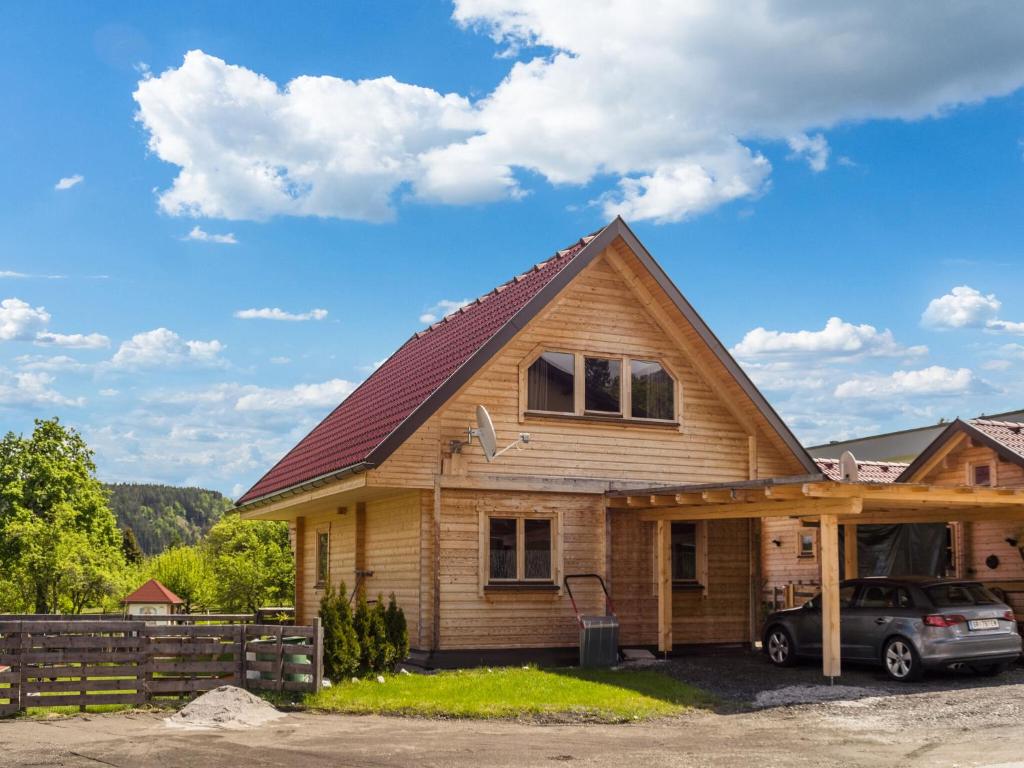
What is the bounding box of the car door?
[845,584,913,660]
[799,582,859,657]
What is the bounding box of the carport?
[608,477,1024,678]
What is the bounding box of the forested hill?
[104,483,234,555]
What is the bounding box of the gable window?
[316,530,330,588]
[971,463,992,487]
[527,351,575,413]
[585,357,621,414]
[631,360,674,421]
[487,516,554,584]
[671,522,698,583]
[524,350,678,424]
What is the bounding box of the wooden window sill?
[484,582,559,592]
[524,411,679,429]
[672,582,704,591]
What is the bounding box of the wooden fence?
[0,618,321,717]
[764,582,820,611]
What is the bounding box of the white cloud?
[234,307,328,321]
[133,7,1024,224]
[0,369,84,407]
[54,174,84,191]
[0,298,50,341]
[234,379,358,412]
[185,226,238,244]
[732,317,926,360]
[13,354,89,373]
[0,271,66,279]
[110,328,225,368]
[982,359,1013,371]
[35,331,110,349]
[834,366,978,398]
[269,356,291,365]
[987,319,1024,335]
[921,286,1001,329]
[99,388,120,397]
[419,298,472,324]
[787,133,830,172]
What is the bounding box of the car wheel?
[765,626,796,667]
[970,662,1009,677]
[883,637,923,682]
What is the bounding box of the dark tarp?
[840,524,948,578]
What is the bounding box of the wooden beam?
[843,524,858,580]
[293,517,305,624]
[907,431,967,482]
[803,481,1024,505]
[638,498,859,521]
[656,520,672,653]
[820,512,842,679]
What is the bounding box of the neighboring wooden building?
[236,218,817,663]
[764,419,1024,615]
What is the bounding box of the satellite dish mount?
[451,405,530,462]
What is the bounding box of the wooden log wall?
[0,619,321,716]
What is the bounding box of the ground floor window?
[488,516,554,583]
[671,521,707,586]
[316,528,330,587]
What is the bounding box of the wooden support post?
[432,481,442,653]
[355,502,367,597]
[820,513,841,679]
[656,520,672,654]
[749,517,762,647]
[843,524,858,580]
[293,517,305,625]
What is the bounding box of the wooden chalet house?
[238,218,1024,676]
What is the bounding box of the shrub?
[319,582,359,681]
[353,592,389,674]
[384,592,409,666]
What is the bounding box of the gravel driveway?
[3,653,1024,767]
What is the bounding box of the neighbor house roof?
[815,458,907,484]
[897,418,1024,482]
[237,217,817,508]
[123,578,183,605]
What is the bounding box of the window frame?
[666,520,708,592]
[968,461,995,487]
[315,525,330,589]
[796,528,817,560]
[480,509,561,593]
[519,346,681,427]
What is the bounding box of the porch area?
[608,477,1024,678]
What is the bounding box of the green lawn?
[306,666,713,722]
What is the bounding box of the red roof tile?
[123,578,183,605]
[815,458,907,483]
[237,230,601,505]
[967,419,1024,460]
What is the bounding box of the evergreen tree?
[121,527,144,565]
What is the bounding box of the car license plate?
[968,619,999,630]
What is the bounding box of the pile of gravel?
[165,685,286,730]
[753,684,880,709]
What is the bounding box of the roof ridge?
[970,418,1024,428]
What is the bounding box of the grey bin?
[579,615,619,667]
[247,636,313,683]
[282,636,312,684]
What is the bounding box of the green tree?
[205,514,294,613]
[121,527,144,565]
[0,418,125,613]
[144,545,214,612]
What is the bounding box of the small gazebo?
[122,578,184,618]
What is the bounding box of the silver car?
[763,577,1022,681]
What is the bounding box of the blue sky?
[2,2,1024,496]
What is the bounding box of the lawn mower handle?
[564,573,617,624]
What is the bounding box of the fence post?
[236,624,247,689]
[312,617,323,691]
[141,623,153,706]
[18,623,29,715]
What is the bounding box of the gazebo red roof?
[123,578,183,605]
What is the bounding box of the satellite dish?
[465,404,529,462]
[475,405,498,461]
[839,450,859,482]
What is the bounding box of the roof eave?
[234,460,375,512]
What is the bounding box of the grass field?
[306,666,713,722]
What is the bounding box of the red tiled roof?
[237,230,602,505]
[967,419,1024,460]
[815,458,907,484]
[123,578,183,605]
